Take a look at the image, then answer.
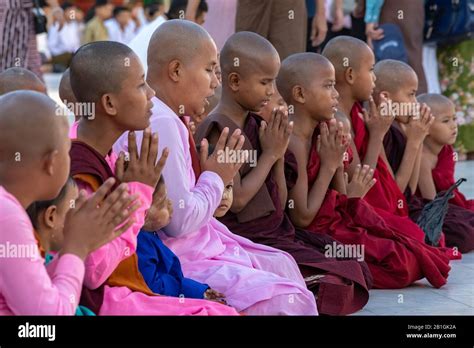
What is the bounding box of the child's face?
[96,4,113,19]
[40,182,79,251]
[114,55,155,131]
[236,53,280,113]
[214,181,233,218]
[388,71,418,123]
[144,182,173,231]
[256,87,288,123]
[181,38,219,120]
[306,64,339,120]
[352,48,376,102]
[428,101,458,145]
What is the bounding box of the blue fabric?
[364,0,384,23]
[137,230,209,299]
[372,23,408,63]
[306,0,316,18]
[44,253,95,316]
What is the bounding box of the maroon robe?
[294,127,451,288]
[384,125,474,253]
[195,112,372,315]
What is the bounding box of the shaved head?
[417,93,454,117]
[59,68,76,104]
[220,31,279,78]
[322,36,371,79]
[70,41,138,102]
[0,67,46,95]
[374,59,416,94]
[277,53,333,103]
[0,91,67,164]
[147,19,215,76]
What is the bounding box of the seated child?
[196,32,373,315]
[115,20,318,316]
[322,36,458,255]
[26,178,94,315]
[418,93,474,210]
[137,177,227,304]
[416,93,474,253]
[278,52,452,289]
[0,67,47,95]
[0,90,137,314]
[68,41,239,316]
[375,61,473,254]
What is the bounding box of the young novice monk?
[418,93,474,210]
[196,32,373,315]
[0,67,47,95]
[58,69,81,122]
[415,93,474,253]
[0,91,138,314]
[321,36,452,280]
[279,52,453,289]
[137,177,228,304]
[115,20,318,315]
[375,61,474,254]
[69,41,239,316]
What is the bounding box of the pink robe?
[0,186,84,315]
[69,122,240,315]
[114,98,318,315]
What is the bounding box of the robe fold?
[68,123,239,316]
[384,125,474,253]
[196,112,373,315]
[294,127,451,289]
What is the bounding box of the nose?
[210,69,219,90]
[267,83,275,97]
[146,82,155,99]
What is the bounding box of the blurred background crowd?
[0,0,472,156]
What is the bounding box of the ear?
[344,67,355,85]
[43,205,57,229]
[228,72,240,92]
[292,85,305,104]
[100,93,118,116]
[43,149,58,176]
[168,59,182,82]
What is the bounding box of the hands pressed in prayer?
[116,128,169,189]
[345,164,376,198]
[318,119,348,172]
[259,106,293,161]
[363,95,395,138]
[61,178,141,261]
[204,288,227,305]
[402,103,434,143]
[200,127,246,185]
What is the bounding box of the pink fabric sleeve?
[74,179,153,289]
[0,208,84,315]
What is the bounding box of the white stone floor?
[44,73,473,316]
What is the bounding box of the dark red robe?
[293,127,451,288]
[351,103,461,260]
[433,145,474,211]
[196,112,372,315]
[384,126,474,253]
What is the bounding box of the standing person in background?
[235,0,327,60]
[366,0,428,94]
[105,6,139,44]
[83,0,113,44]
[48,2,82,71]
[0,0,43,78]
[186,0,236,51]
